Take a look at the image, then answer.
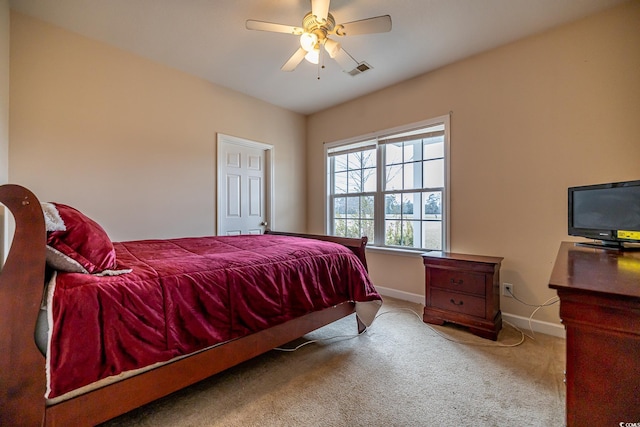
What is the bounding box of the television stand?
[549,242,640,426]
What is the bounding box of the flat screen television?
[568,179,640,250]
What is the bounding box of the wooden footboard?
[0,184,370,426]
[45,302,357,426]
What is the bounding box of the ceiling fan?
[246,0,391,74]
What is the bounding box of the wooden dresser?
[549,242,640,427]
[422,252,503,340]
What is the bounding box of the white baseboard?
[375,286,425,305]
[501,312,566,339]
[375,285,566,339]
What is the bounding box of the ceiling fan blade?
[323,38,341,58]
[334,15,392,36]
[332,47,359,72]
[281,47,307,72]
[312,0,330,23]
[246,20,303,35]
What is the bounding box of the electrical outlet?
[502,283,514,298]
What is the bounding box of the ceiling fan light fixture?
[304,48,320,64]
[300,32,318,52]
[323,38,341,58]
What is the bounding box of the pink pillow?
[45,203,118,274]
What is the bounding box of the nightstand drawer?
[429,268,485,295]
[430,289,486,318]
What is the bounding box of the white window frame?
[324,115,450,253]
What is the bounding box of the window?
[326,116,449,251]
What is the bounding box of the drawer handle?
[449,298,464,306]
[450,278,464,285]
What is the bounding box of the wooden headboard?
[0,184,47,426]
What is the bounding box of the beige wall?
[307,1,640,325]
[8,4,640,327]
[9,12,306,242]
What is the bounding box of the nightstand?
[422,252,503,340]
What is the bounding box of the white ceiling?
[9,0,627,115]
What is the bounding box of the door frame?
[216,133,274,235]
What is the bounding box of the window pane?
[363,167,376,192]
[334,171,347,194]
[403,193,422,219]
[423,158,444,188]
[334,197,347,218]
[362,148,376,168]
[361,220,374,241]
[401,193,414,215]
[403,220,420,248]
[361,195,374,218]
[385,220,402,246]
[422,192,442,219]
[385,194,402,218]
[403,162,417,190]
[422,220,442,250]
[385,143,403,166]
[403,141,417,162]
[385,165,402,190]
[334,154,348,172]
[423,139,444,160]
[347,169,362,193]
[346,219,360,238]
[347,152,361,170]
[334,219,346,237]
[346,196,360,216]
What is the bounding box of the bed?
[0,184,381,426]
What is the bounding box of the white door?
[217,134,272,236]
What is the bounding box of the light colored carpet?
[102,298,566,426]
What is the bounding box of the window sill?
[365,245,436,258]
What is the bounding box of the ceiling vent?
[347,62,372,76]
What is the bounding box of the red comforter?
[46,234,380,399]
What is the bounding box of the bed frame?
[0,184,369,426]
